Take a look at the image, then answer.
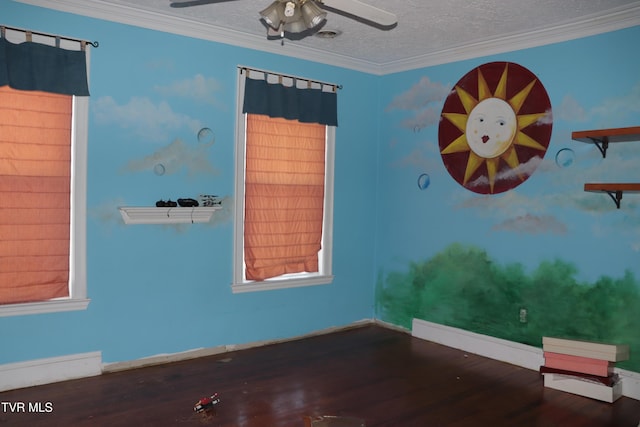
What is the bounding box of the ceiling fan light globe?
[283,18,308,33]
[301,1,327,29]
[259,2,284,29]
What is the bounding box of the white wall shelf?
[119,206,221,225]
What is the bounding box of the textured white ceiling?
[16,0,640,73]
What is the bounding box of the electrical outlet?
[519,308,528,323]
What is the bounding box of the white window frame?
[0,30,90,317]
[232,69,335,293]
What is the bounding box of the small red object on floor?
[193,393,220,412]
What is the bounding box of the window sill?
[232,275,334,293]
[0,298,91,317]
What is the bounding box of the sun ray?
[509,79,537,114]
[441,133,470,154]
[514,130,547,151]
[463,151,484,185]
[486,157,500,192]
[517,113,546,129]
[501,146,524,180]
[442,112,468,133]
[493,63,509,100]
[477,69,491,101]
[455,86,478,115]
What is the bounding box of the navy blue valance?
[242,76,338,127]
[0,37,89,96]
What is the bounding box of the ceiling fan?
[169,0,397,40]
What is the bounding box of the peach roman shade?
[0,85,72,304]
[244,114,326,281]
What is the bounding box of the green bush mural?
[376,243,640,372]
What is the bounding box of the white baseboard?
[411,318,544,370]
[0,351,102,392]
[411,318,640,401]
[619,368,640,401]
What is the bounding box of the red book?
[544,351,613,377]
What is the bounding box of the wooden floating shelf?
[572,126,640,158]
[119,206,221,224]
[584,183,640,209]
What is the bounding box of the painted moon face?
[466,98,517,159]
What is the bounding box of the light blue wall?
[375,25,640,288]
[3,1,639,371]
[375,26,640,370]
[0,2,379,364]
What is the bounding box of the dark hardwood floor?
[1,324,639,426]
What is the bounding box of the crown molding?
[14,0,640,76]
[379,3,640,75]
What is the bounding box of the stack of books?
[540,337,629,402]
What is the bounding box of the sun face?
[438,62,552,194]
[466,98,517,158]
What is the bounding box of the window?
[233,68,336,293]
[0,28,90,316]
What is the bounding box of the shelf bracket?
[603,190,623,209]
[588,137,609,158]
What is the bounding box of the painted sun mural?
[438,62,552,194]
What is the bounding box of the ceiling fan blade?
[319,0,397,28]
[170,0,240,8]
